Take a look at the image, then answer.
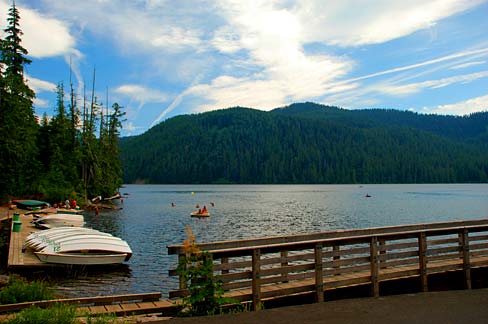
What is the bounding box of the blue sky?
[3,0,488,136]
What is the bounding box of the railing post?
[460,228,471,289]
[333,245,340,275]
[314,243,324,302]
[418,232,428,292]
[280,250,289,283]
[379,238,386,267]
[178,254,187,289]
[370,236,379,297]
[221,257,229,275]
[252,248,261,311]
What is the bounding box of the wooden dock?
[6,211,45,268]
[168,219,488,310]
[3,212,488,319]
[0,292,178,321]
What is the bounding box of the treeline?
[120,103,488,184]
[0,3,124,203]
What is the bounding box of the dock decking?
[7,212,44,268]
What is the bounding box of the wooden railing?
[168,219,488,310]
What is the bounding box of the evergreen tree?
[0,1,39,200]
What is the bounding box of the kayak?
[191,211,210,217]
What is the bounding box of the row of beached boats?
[24,227,132,265]
[17,200,132,266]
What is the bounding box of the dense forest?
[0,3,124,203]
[120,103,488,184]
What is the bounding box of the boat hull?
[35,252,128,265]
[191,212,210,217]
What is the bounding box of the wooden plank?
[323,263,370,276]
[428,237,459,246]
[103,304,123,314]
[470,250,488,257]
[328,255,370,267]
[260,263,314,277]
[469,234,488,241]
[314,243,324,302]
[323,245,369,258]
[380,268,420,280]
[281,250,289,282]
[427,253,461,262]
[118,303,142,313]
[379,241,418,252]
[470,242,488,250]
[324,276,371,289]
[252,248,261,311]
[460,229,471,289]
[418,232,429,292]
[222,280,252,291]
[370,236,379,297]
[218,270,252,283]
[213,259,251,271]
[0,292,162,313]
[378,250,418,261]
[427,245,461,255]
[168,219,488,254]
[380,257,419,269]
[178,254,186,290]
[220,257,230,274]
[87,305,108,315]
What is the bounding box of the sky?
[2,0,488,136]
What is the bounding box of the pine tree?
[0,1,39,200]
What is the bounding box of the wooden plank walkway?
[0,292,178,321]
[168,219,488,310]
[7,212,45,268]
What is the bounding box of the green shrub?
[85,313,126,324]
[0,276,54,304]
[5,304,77,324]
[177,226,238,316]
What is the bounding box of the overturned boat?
[32,213,84,229]
[25,227,132,265]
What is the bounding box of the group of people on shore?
[53,199,78,210]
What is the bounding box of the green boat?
[13,200,51,210]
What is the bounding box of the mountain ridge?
[120,103,488,184]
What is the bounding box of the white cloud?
[295,0,485,47]
[33,97,49,108]
[115,84,168,103]
[0,1,76,58]
[426,94,488,115]
[376,70,488,96]
[26,75,56,93]
[124,122,137,134]
[450,61,486,70]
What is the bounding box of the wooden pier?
[168,219,488,310]
[5,211,45,268]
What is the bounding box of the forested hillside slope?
[120,103,488,184]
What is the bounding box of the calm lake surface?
[51,184,488,298]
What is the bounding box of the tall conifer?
[0,1,39,200]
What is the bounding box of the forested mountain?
[120,103,488,184]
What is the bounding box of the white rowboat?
[25,227,132,265]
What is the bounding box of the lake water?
[50,184,488,298]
